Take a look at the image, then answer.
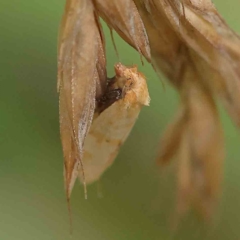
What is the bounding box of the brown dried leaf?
[156,46,225,218]
[58,0,107,199]
[134,0,240,125]
[133,0,182,81]
[162,0,240,126]
[132,0,236,216]
[177,68,224,219]
[93,0,151,61]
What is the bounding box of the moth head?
[108,63,150,107]
[122,66,150,106]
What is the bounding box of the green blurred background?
[1,0,240,239]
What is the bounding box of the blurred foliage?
[0,0,240,239]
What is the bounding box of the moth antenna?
[109,27,119,60]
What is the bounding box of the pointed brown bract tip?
[93,0,151,62]
[58,0,108,200]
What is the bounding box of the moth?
[58,0,240,219]
[79,63,150,184]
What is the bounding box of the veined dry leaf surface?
[58,0,240,219]
[93,0,151,61]
[79,63,150,184]
[58,0,107,199]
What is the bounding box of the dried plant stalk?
[58,0,240,219]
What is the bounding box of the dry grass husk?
[58,0,240,219]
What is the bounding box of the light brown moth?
[79,63,150,184]
[58,0,240,220]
